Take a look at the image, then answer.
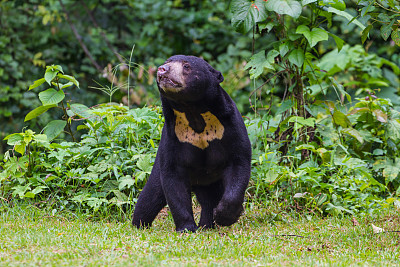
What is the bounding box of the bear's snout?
[156,61,185,92]
[158,64,169,75]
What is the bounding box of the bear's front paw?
[132,218,151,229]
[176,223,198,233]
[213,204,243,226]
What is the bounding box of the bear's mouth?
[158,75,182,90]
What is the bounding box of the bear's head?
[156,55,224,102]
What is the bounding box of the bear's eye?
[183,64,190,70]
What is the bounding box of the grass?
[0,204,399,266]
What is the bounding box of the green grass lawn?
[1,205,399,266]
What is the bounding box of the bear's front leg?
[214,163,250,226]
[161,169,198,232]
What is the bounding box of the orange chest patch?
[173,109,224,149]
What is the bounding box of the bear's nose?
[158,64,169,75]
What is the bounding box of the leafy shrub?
[247,94,400,216]
[1,104,162,217]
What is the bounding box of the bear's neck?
[161,98,210,133]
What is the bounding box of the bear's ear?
[209,67,224,83]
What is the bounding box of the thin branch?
[58,0,103,73]
[79,0,131,68]
[249,70,286,113]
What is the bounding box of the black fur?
[132,55,251,232]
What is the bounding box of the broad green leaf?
[44,70,57,85]
[12,184,31,198]
[136,172,148,182]
[295,144,316,151]
[302,0,316,5]
[71,193,90,203]
[288,49,304,67]
[380,58,400,74]
[58,74,80,88]
[58,82,74,90]
[267,49,280,63]
[112,190,128,202]
[24,134,32,145]
[383,164,400,183]
[276,99,294,114]
[328,33,344,51]
[386,118,400,141]
[381,20,394,41]
[118,176,134,191]
[31,186,46,195]
[327,7,366,30]
[322,0,346,10]
[263,170,279,183]
[373,149,385,156]
[367,80,390,87]
[348,107,369,115]
[87,198,108,210]
[279,42,290,57]
[265,0,302,19]
[258,21,275,32]
[69,103,93,119]
[4,133,23,145]
[231,0,268,34]
[39,88,65,106]
[28,78,46,90]
[341,127,363,144]
[288,116,316,127]
[14,142,26,155]
[43,120,67,141]
[33,134,48,143]
[333,109,352,128]
[24,104,57,122]
[377,13,391,23]
[47,64,64,74]
[137,154,153,173]
[296,25,329,47]
[77,125,89,131]
[391,29,400,46]
[361,25,373,44]
[245,50,274,79]
[24,192,35,198]
[372,109,388,123]
[317,148,331,162]
[374,158,400,184]
[288,31,302,41]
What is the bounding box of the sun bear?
[132,55,251,232]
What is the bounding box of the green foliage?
[359,0,400,46]
[230,0,400,215]
[1,0,400,218]
[1,104,162,215]
[24,65,79,142]
[0,0,247,155]
[247,95,400,215]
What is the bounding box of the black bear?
[132,55,251,232]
